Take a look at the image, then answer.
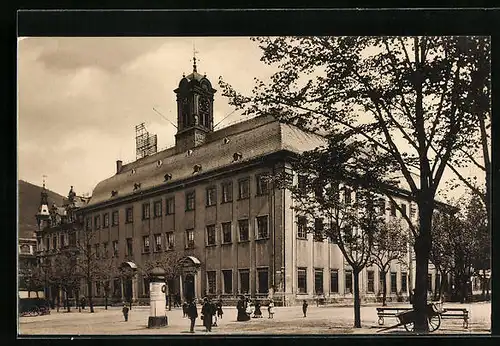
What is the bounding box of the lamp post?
[148,267,168,328]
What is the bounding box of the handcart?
[377,302,442,333]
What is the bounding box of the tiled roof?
[87,115,326,207]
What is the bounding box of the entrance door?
[184,274,195,301]
[123,278,133,302]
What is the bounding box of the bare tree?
[49,251,81,312]
[369,218,409,306]
[95,257,121,310]
[75,229,102,313]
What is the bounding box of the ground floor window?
[207,271,216,295]
[239,269,250,294]
[298,268,307,294]
[379,271,385,293]
[223,270,232,294]
[390,272,397,293]
[345,270,353,294]
[143,277,150,296]
[113,278,121,297]
[330,269,339,293]
[257,268,269,294]
[401,272,408,293]
[314,268,324,294]
[367,270,375,293]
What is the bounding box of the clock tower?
[174,55,216,152]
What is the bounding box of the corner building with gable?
[79,65,436,306]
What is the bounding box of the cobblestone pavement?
[18,302,491,336]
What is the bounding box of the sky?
[17,36,484,201]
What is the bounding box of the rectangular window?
[330,269,339,293]
[143,236,150,253]
[186,192,195,211]
[142,203,150,220]
[143,277,150,296]
[401,272,408,293]
[390,201,397,216]
[94,244,100,259]
[379,271,385,293]
[428,274,433,292]
[206,225,216,246]
[206,186,216,206]
[166,232,174,250]
[258,268,269,294]
[207,271,216,294]
[86,217,92,231]
[154,234,162,252]
[126,238,133,256]
[298,174,307,191]
[238,178,250,199]
[166,197,175,215]
[256,215,269,239]
[297,216,307,239]
[94,215,101,229]
[221,182,233,203]
[222,270,233,294]
[112,211,119,226]
[238,219,249,242]
[103,242,109,258]
[239,269,250,294]
[298,268,307,294]
[367,271,375,293]
[186,229,195,249]
[314,218,324,242]
[390,272,397,293]
[315,268,324,295]
[60,234,65,248]
[112,240,119,257]
[401,204,407,217]
[113,278,121,297]
[125,207,133,223]
[53,237,57,250]
[345,270,353,294]
[103,213,110,227]
[154,201,162,218]
[344,187,352,204]
[256,173,269,195]
[222,222,232,244]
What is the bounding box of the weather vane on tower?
[42,174,47,188]
[192,43,199,73]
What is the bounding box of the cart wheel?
[378,317,384,326]
[428,314,441,332]
[403,322,415,332]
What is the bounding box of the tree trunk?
[105,290,108,310]
[381,271,387,307]
[27,290,31,298]
[36,291,39,298]
[481,269,486,298]
[56,288,60,312]
[87,279,95,313]
[413,233,431,333]
[168,293,172,311]
[66,291,71,312]
[353,269,362,328]
[76,289,81,312]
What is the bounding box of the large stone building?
[65,61,444,306]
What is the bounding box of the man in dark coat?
[237,295,250,321]
[187,299,198,333]
[302,300,308,317]
[122,304,129,322]
[201,297,214,332]
[216,299,224,319]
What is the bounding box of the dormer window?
[111,190,118,197]
[193,164,202,174]
[223,137,230,144]
[131,169,136,175]
[164,173,172,182]
[156,160,163,167]
[187,150,193,156]
[233,152,243,162]
[133,183,141,191]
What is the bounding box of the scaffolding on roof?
[135,122,158,160]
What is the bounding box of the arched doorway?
[179,256,201,301]
[120,261,137,303]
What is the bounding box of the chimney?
[116,160,123,174]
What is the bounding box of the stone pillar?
[132,274,138,302]
[179,276,184,300]
[148,267,168,328]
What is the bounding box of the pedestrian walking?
[236,295,250,321]
[182,301,188,318]
[211,300,218,327]
[201,297,214,332]
[268,300,275,319]
[80,296,86,310]
[122,304,129,322]
[302,300,308,318]
[187,299,198,333]
[253,300,263,318]
[216,299,223,319]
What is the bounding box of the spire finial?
[42,175,47,189]
[192,43,199,73]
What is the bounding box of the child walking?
[268,300,275,319]
[302,300,308,317]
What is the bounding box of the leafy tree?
[143,251,185,311]
[273,137,387,328]
[19,262,45,298]
[220,36,490,332]
[369,218,409,306]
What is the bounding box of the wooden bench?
[441,308,469,328]
[376,307,412,325]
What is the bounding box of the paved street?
[19,302,491,335]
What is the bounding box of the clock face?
[199,97,210,115]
